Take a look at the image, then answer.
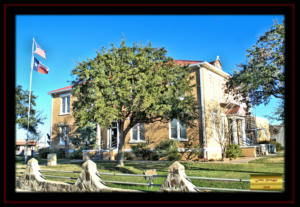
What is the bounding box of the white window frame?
[58,124,70,146]
[130,123,146,143]
[107,121,119,150]
[169,119,188,141]
[60,93,71,115]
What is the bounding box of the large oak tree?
[71,41,198,166]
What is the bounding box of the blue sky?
[16,15,284,143]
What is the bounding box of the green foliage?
[16,85,45,137]
[257,140,283,152]
[270,141,284,151]
[226,144,242,160]
[167,152,182,161]
[37,148,66,159]
[275,142,283,151]
[70,150,83,159]
[153,139,181,161]
[70,123,97,150]
[37,147,50,159]
[72,40,198,129]
[226,21,284,119]
[52,148,66,159]
[131,143,152,160]
[71,39,199,165]
[124,152,135,160]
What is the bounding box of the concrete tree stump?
[18,158,73,192]
[74,160,109,192]
[19,158,46,191]
[160,161,199,192]
[47,153,57,166]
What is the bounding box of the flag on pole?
[33,39,46,59]
[33,57,49,74]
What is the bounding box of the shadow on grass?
[186,166,283,175]
[95,160,172,174]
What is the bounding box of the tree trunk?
[116,121,125,166]
[221,147,226,161]
[65,138,69,159]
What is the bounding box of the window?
[61,95,70,114]
[170,119,187,140]
[59,125,70,145]
[130,123,145,142]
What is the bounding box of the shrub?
[52,148,66,159]
[151,151,160,161]
[276,142,283,151]
[131,143,152,160]
[259,140,284,152]
[154,139,181,161]
[271,141,283,151]
[37,147,50,159]
[124,152,135,160]
[167,152,182,161]
[226,144,242,160]
[70,150,82,159]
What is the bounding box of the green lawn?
[16,153,284,192]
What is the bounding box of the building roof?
[16,140,37,146]
[48,58,220,95]
[173,60,204,66]
[48,85,73,94]
[225,106,240,115]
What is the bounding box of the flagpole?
[25,38,35,164]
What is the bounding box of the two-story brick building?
[48,57,270,160]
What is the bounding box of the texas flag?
[33,40,46,59]
[33,57,49,74]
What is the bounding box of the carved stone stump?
[160,161,199,192]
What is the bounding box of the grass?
[16,153,284,192]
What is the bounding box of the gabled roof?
[16,140,37,146]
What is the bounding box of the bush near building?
[130,140,182,161]
[226,144,242,160]
[37,148,66,159]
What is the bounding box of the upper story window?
[61,95,70,114]
[170,119,187,141]
[130,123,145,143]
